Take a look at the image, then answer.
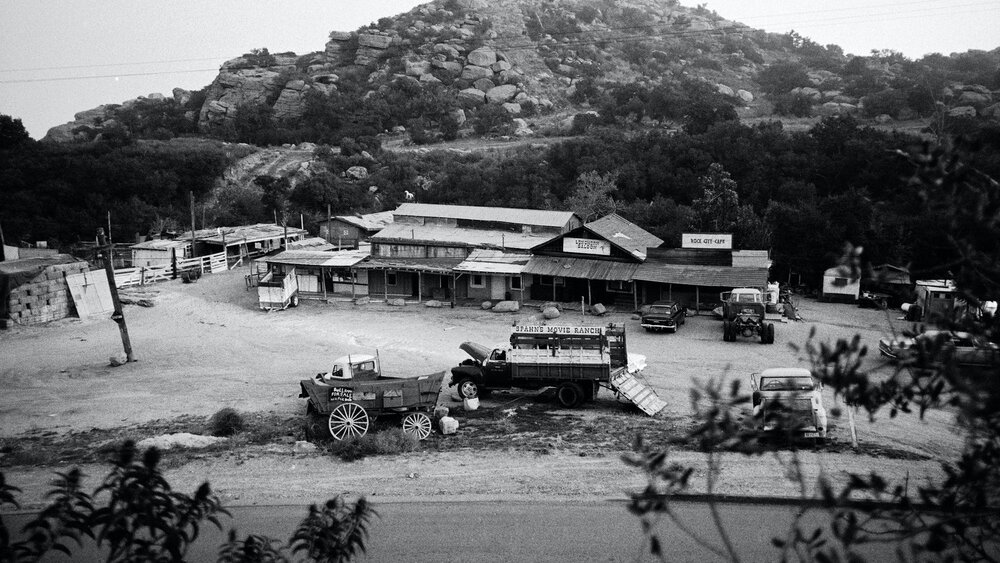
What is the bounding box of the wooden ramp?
[609,368,666,416]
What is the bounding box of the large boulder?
[467,46,497,67]
[492,300,520,313]
[948,106,977,118]
[405,58,432,77]
[388,298,406,307]
[542,306,561,319]
[345,166,369,180]
[486,84,518,104]
[358,33,393,49]
[458,88,486,105]
[461,65,494,81]
[736,89,754,103]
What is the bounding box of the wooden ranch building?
[360,204,581,303]
[522,213,663,308]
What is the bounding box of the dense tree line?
[0,123,232,245]
[3,112,1000,290]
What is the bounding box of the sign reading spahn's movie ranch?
[563,237,611,256]
[682,233,732,250]
[513,325,606,335]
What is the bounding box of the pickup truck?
[750,368,827,440]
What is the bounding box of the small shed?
[821,266,860,302]
[1,254,90,327]
[261,249,370,300]
[130,238,192,268]
[319,212,394,249]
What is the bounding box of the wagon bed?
[300,370,446,440]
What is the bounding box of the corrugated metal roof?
[394,203,577,228]
[264,249,369,268]
[454,250,531,275]
[287,237,337,251]
[632,262,769,287]
[182,223,308,245]
[333,211,394,231]
[356,256,465,274]
[585,214,663,259]
[647,248,731,266]
[373,223,556,251]
[130,239,190,251]
[522,255,638,281]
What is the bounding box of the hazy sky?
[2,0,997,140]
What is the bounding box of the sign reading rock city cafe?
[563,237,611,256]
[682,233,732,250]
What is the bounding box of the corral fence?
[114,251,228,288]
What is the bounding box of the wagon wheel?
[328,402,369,440]
[401,412,433,441]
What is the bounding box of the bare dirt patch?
[0,267,962,506]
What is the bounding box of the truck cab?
[314,354,381,384]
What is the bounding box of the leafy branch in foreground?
[0,441,376,562]
[626,138,1000,562]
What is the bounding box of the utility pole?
[98,228,134,363]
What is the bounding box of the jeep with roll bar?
[721,287,775,344]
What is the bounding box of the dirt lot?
[0,267,966,508]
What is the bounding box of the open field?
[0,266,965,507]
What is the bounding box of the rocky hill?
[43,0,1000,145]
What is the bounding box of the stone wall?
[4,261,89,326]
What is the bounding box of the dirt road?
[0,267,963,507]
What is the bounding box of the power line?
[0,69,219,84]
[0,57,231,73]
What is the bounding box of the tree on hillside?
[0,115,32,149]
[627,138,1000,561]
[565,170,620,222]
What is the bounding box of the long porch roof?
[355,256,465,274]
[522,255,638,281]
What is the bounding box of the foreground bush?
[0,441,375,563]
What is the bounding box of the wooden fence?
[114,251,228,288]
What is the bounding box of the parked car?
[640,300,686,333]
[878,330,1000,368]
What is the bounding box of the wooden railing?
[114,251,228,288]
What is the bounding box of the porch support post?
[696,286,700,316]
[418,271,422,303]
[384,270,388,302]
[633,281,637,311]
[587,279,592,306]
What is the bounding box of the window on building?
[607,280,630,293]
[471,274,485,288]
[510,276,522,290]
[386,272,397,286]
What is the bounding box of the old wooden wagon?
[298,353,446,440]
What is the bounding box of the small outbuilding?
[821,266,861,302]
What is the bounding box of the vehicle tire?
[556,382,584,408]
[456,378,480,400]
[328,402,369,441]
[722,320,731,341]
[760,325,768,344]
[290,295,299,307]
[401,412,433,440]
[766,323,776,344]
[582,381,598,402]
[907,305,922,322]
